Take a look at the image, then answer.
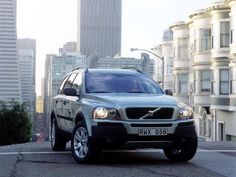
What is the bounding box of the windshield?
[85,72,164,94]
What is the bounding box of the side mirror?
[165,89,173,96]
[63,88,77,96]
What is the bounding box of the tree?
[0,100,32,146]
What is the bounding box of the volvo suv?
[50,68,197,163]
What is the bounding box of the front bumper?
[90,120,196,149]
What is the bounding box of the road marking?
[0,151,71,155]
[0,149,236,155]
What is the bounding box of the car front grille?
[125,107,174,120]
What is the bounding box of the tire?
[163,133,198,162]
[71,122,100,163]
[50,119,67,151]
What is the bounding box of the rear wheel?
[163,133,198,162]
[71,122,100,163]
[50,119,67,151]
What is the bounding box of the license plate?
[138,128,168,136]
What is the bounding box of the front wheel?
[163,133,198,162]
[71,122,100,163]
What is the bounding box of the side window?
[63,73,77,90]
[58,75,69,94]
[72,72,82,95]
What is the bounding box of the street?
[0,141,235,177]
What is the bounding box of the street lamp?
[130,48,164,89]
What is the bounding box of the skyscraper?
[18,38,36,122]
[0,0,21,102]
[77,0,122,58]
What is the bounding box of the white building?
[156,0,236,141]
[0,0,21,102]
[170,21,190,104]
[189,7,213,140]
[161,29,174,90]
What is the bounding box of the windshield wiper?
[90,91,112,93]
[128,91,149,93]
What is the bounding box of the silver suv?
[50,68,197,163]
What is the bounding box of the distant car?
[50,68,197,163]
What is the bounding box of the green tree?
[0,100,32,146]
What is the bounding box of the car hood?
[83,93,177,108]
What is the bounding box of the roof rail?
[72,67,83,71]
[121,67,143,73]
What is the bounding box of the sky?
[17,0,216,96]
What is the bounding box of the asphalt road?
[0,141,235,177]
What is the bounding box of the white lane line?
[0,151,71,155]
[0,149,236,155]
[107,149,236,153]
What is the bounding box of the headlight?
[179,107,193,119]
[93,107,120,120]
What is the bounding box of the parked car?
[50,68,197,163]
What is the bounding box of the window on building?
[220,22,230,48]
[211,35,214,49]
[211,71,215,95]
[166,58,173,74]
[220,69,229,95]
[178,38,188,58]
[179,74,188,94]
[200,28,211,52]
[173,47,176,58]
[200,70,210,92]
[173,75,176,94]
[231,29,234,44]
[193,71,197,93]
[230,68,233,94]
[194,39,197,52]
[193,30,197,53]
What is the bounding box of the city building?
[170,21,190,105]
[156,0,236,141]
[44,47,88,135]
[90,54,154,78]
[36,96,43,114]
[0,0,21,102]
[18,49,34,116]
[59,42,77,57]
[17,38,36,123]
[77,0,122,57]
[153,29,174,89]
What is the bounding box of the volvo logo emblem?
[148,111,154,117]
[139,107,161,120]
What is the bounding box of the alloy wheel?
[73,127,89,159]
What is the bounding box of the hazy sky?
[17,0,215,96]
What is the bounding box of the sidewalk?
[198,140,236,150]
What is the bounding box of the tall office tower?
[18,49,33,104]
[18,38,36,124]
[18,38,36,93]
[77,0,122,57]
[0,0,21,102]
